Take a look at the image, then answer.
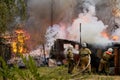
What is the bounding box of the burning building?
[0,24,30,62]
[49,39,120,75]
[11,26,30,56]
[50,39,80,62]
[43,0,120,75]
[113,42,120,75]
[0,24,30,59]
[4,0,119,74]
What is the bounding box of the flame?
[11,42,17,53]
[101,31,119,41]
[15,29,30,40]
[3,35,11,39]
[112,35,119,41]
[11,29,30,54]
[15,29,24,34]
[15,29,30,41]
[101,31,109,39]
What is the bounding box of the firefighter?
[79,43,92,74]
[66,45,75,74]
[98,48,114,75]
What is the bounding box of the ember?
[101,31,109,39]
[112,35,119,41]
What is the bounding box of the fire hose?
[71,54,91,77]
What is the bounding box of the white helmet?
[108,48,113,52]
[82,43,87,47]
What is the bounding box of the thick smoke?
[26,0,120,49]
[26,0,76,49]
[68,0,113,45]
[46,0,115,47]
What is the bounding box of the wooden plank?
[114,47,119,67]
[114,47,120,75]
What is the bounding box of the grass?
[19,66,119,80]
[0,56,120,80]
[0,66,120,80]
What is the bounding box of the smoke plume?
[25,0,120,49]
[46,0,115,47]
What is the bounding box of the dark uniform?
[98,49,114,75]
[79,47,92,73]
[67,48,75,74]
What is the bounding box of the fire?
[15,29,30,40]
[11,28,30,54]
[11,41,17,53]
[112,35,119,41]
[101,31,119,41]
[3,35,11,39]
[101,31,109,39]
[15,29,24,34]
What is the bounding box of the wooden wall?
[114,47,120,75]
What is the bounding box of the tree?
[0,0,26,33]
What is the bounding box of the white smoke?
[45,24,67,48]
[46,0,114,47]
[112,0,120,41]
[82,0,96,15]
[69,13,112,45]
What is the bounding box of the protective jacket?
[79,48,92,73]
[98,51,114,75]
[67,49,74,60]
[79,48,91,57]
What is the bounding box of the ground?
[0,66,120,80]
[38,66,120,80]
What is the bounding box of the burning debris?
[0,24,30,57]
[44,0,120,74]
[11,27,30,54]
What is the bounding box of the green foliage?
[22,56,41,80]
[0,0,26,33]
[0,56,118,80]
[0,57,17,80]
[0,55,70,80]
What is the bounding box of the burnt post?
[51,0,54,26]
[42,44,46,65]
[114,47,120,75]
[80,23,81,45]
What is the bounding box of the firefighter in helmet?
[98,48,114,75]
[66,45,75,74]
[79,43,92,74]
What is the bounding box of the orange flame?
[112,36,119,41]
[11,29,30,54]
[11,42,17,53]
[15,29,30,40]
[101,31,119,41]
[15,29,24,34]
[101,31,109,39]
